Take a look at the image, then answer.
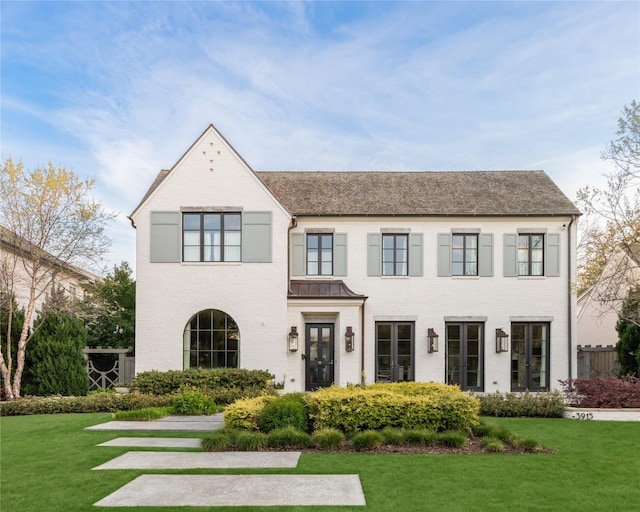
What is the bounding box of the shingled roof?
[256,170,580,217]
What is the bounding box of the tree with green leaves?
[0,158,113,399]
[83,262,135,349]
[616,287,640,376]
[577,101,640,326]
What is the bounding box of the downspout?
[567,214,576,380]
[287,216,297,294]
[360,300,366,385]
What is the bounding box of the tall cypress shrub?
[25,312,89,396]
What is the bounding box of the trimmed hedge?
[307,383,479,433]
[0,391,172,416]
[476,390,565,418]
[258,392,309,433]
[130,369,274,396]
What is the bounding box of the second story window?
[307,233,333,275]
[382,234,408,276]
[183,212,241,262]
[518,234,544,276]
[452,234,478,276]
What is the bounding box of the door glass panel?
[511,324,526,388]
[309,328,318,361]
[446,324,461,386]
[466,324,481,388]
[376,324,392,382]
[376,322,413,382]
[397,324,413,382]
[305,324,334,391]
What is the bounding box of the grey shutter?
[409,233,423,277]
[503,233,518,277]
[150,211,180,263]
[478,233,494,277]
[367,233,381,276]
[545,233,561,277]
[437,233,451,277]
[291,233,305,276]
[334,233,348,276]
[242,211,272,262]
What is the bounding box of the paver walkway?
[89,414,367,507]
[86,414,224,432]
[95,474,367,507]
[93,451,301,470]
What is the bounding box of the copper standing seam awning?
[288,280,367,300]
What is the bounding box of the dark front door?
[511,323,550,391]
[305,323,334,391]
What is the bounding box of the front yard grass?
[1,413,639,511]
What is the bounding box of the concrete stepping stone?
[92,451,301,470]
[94,474,366,507]
[98,437,202,448]
[86,413,224,432]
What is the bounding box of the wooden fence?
[577,345,619,379]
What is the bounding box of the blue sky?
[1,1,638,274]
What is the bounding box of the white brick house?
[130,125,581,393]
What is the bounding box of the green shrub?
[481,437,505,453]
[307,383,479,433]
[0,392,172,416]
[266,426,312,449]
[477,390,565,417]
[23,312,89,397]
[311,428,345,449]
[404,428,437,445]
[202,431,234,452]
[351,430,384,451]
[223,395,275,431]
[381,427,405,445]
[113,407,172,421]
[258,393,309,432]
[437,431,467,448]
[130,369,274,396]
[171,385,219,415]
[236,431,267,451]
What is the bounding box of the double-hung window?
[382,234,408,276]
[183,212,241,262]
[307,233,333,275]
[452,234,478,276]
[518,234,544,276]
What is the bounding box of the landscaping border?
[563,407,640,422]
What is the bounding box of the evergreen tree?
[616,287,640,376]
[24,311,89,396]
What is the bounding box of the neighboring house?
[130,125,581,393]
[0,225,98,318]
[576,245,639,377]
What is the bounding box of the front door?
[305,323,334,391]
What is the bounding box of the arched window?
[183,309,239,369]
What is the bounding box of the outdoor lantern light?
[427,328,439,353]
[288,326,299,352]
[496,328,509,353]
[345,326,355,352]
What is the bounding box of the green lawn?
[1,413,639,511]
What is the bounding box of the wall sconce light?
[427,328,439,353]
[496,328,509,353]
[345,326,355,352]
[288,326,299,352]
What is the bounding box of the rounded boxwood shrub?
[258,393,309,433]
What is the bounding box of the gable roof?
[257,170,580,217]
